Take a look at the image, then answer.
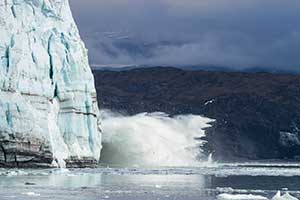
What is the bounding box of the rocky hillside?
[93,67,300,161]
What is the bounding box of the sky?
[70,0,300,71]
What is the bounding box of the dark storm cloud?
[70,0,300,70]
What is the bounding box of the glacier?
[0,0,102,167]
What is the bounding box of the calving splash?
[99,110,214,167]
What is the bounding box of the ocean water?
[1,163,300,200]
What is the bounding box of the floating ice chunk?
[22,192,41,197]
[217,187,235,193]
[6,170,28,177]
[272,191,283,200]
[155,185,162,189]
[272,191,298,200]
[282,193,298,200]
[50,168,70,175]
[217,194,268,200]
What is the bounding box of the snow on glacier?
[0,0,102,167]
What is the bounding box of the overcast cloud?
[70,0,300,70]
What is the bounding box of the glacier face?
[0,0,102,167]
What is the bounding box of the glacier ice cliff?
[0,0,102,167]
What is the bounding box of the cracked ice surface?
[0,0,102,167]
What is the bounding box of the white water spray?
[99,110,214,167]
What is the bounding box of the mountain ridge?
[91,65,300,75]
[93,67,300,161]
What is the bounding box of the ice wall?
[0,0,102,167]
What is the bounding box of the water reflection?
[0,173,207,188]
[0,172,210,200]
[1,167,300,200]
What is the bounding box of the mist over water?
[99,110,214,167]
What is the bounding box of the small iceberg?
[217,191,299,200]
[272,191,298,200]
[272,191,283,200]
[22,192,41,197]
